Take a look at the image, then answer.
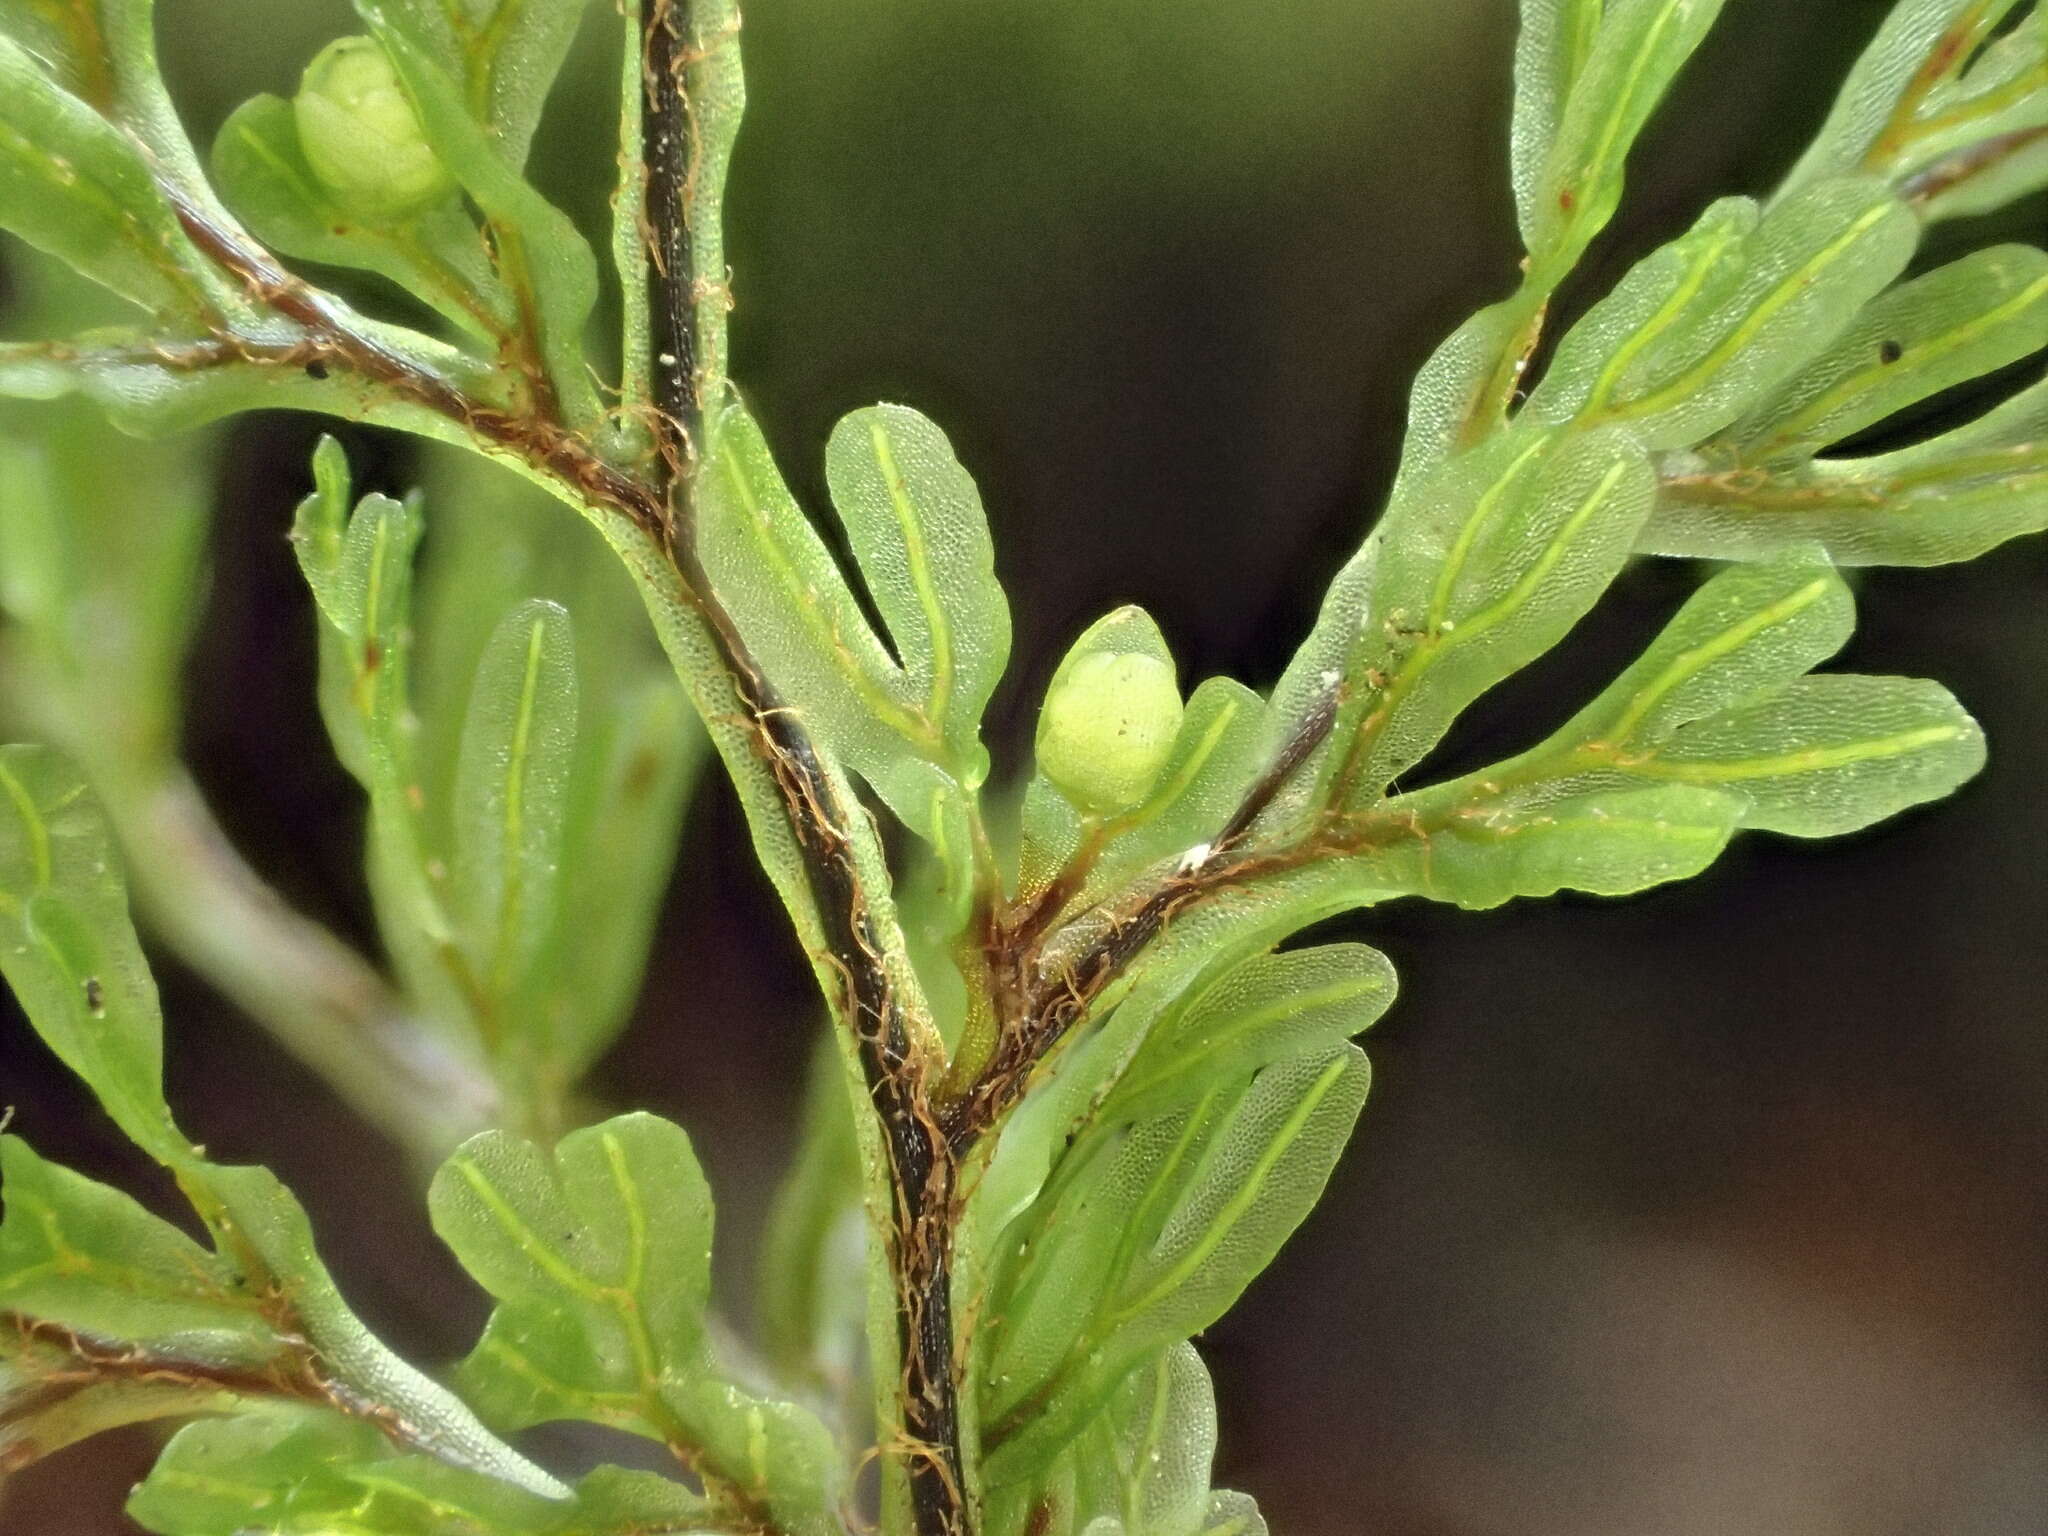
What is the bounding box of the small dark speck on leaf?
[1558,187,1577,213]
[84,977,104,1015]
[1880,339,1904,364]
[624,750,661,799]
[305,359,330,380]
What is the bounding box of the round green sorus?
[1037,651,1184,815]
[293,37,454,219]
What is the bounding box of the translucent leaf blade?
[0,35,207,315]
[1781,2,2021,189]
[1650,367,2048,566]
[1345,425,1657,796]
[431,1113,842,1534]
[1528,179,1921,450]
[755,1038,866,1393]
[0,750,560,1499]
[0,276,214,763]
[452,599,579,999]
[0,744,185,1161]
[1733,243,2048,461]
[0,1138,277,1369]
[0,0,222,198]
[362,0,593,168]
[1201,1492,1269,1536]
[294,468,427,790]
[1545,551,1858,745]
[1386,551,1985,903]
[1779,0,2048,218]
[432,1113,715,1410]
[700,401,957,838]
[984,1048,1369,1482]
[127,1408,572,1536]
[824,402,1010,783]
[1523,0,1731,269]
[402,451,700,1084]
[195,1159,568,1498]
[1387,781,1746,910]
[1107,944,1395,1126]
[1066,1343,1219,1536]
[1642,673,1987,836]
[1510,0,1605,240]
[699,399,1008,855]
[538,676,698,1079]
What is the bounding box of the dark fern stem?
[641,6,972,1532]
[643,0,701,481]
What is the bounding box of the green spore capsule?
[293,37,454,218]
[1037,651,1184,814]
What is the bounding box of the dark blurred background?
[3,0,2046,1531]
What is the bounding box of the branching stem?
[144,18,1369,1535]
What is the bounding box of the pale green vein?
[1608,201,1903,425]
[1562,0,1605,90]
[1427,436,1552,628]
[448,1156,609,1304]
[471,1332,642,1418]
[473,0,531,124]
[867,417,955,737]
[0,119,147,238]
[1917,58,2048,141]
[1353,453,1631,793]
[1581,215,1745,418]
[364,508,393,643]
[1111,973,1383,1110]
[1563,0,1684,226]
[1112,694,1245,836]
[996,1087,1220,1370]
[1121,1353,1176,1531]
[1453,803,1730,848]
[342,1465,492,1527]
[715,440,931,746]
[146,1467,281,1505]
[1451,457,1633,648]
[1759,270,2048,450]
[1636,724,1970,782]
[5,1192,238,1304]
[597,1129,665,1388]
[1604,576,1834,742]
[1107,1053,1353,1329]
[0,755,52,889]
[491,612,549,991]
